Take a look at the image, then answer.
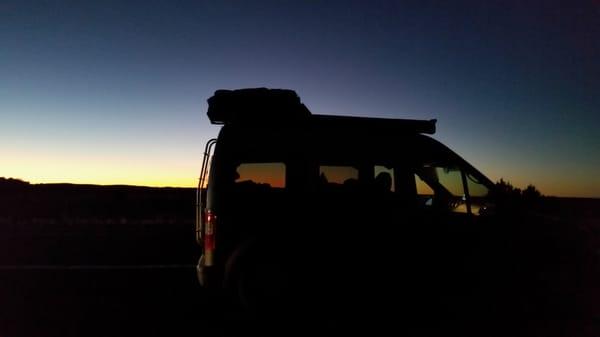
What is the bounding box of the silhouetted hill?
[0,181,197,265]
[0,181,195,223]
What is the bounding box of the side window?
[235,162,286,188]
[415,174,434,205]
[466,172,491,216]
[437,167,465,195]
[319,165,359,185]
[416,165,468,213]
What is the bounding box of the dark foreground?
[0,183,598,336]
[1,259,598,337]
[1,266,216,337]
[1,226,598,337]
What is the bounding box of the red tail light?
[203,209,216,266]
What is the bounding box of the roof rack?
[207,88,311,125]
[206,87,436,134]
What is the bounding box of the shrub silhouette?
[0,177,30,190]
[495,178,543,210]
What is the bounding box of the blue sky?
[1,0,599,196]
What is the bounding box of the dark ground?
[0,182,598,336]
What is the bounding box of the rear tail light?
[203,209,216,266]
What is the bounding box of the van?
[195,88,498,317]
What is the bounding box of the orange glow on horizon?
[2,150,201,188]
[3,149,598,197]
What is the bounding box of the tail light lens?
[203,209,216,266]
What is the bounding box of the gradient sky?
[2,0,599,197]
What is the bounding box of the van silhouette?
[195,88,505,325]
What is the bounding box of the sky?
[1,0,599,197]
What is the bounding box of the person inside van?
[374,171,392,193]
